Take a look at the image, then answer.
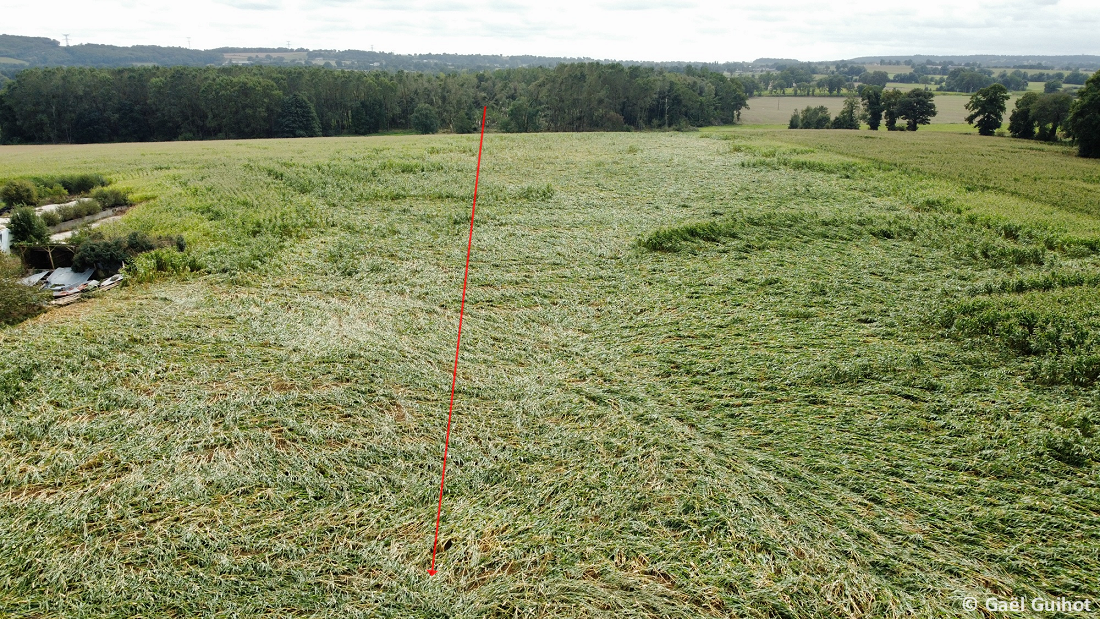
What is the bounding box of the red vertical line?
[429,105,488,575]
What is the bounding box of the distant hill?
[841,54,1100,70]
[0,35,221,68]
[2,35,1096,75]
[0,34,754,74]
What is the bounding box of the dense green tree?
[411,103,440,134]
[945,68,995,93]
[819,74,848,95]
[788,111,800,129]
[859,85,884,130]
[201,75,282,139]
[882,89,904,130]
[831,97,860,129]
[502,97,540,133]
[0,63,750,143]
[1044,80,1063,93]
[797,106,831,129]
[1066,69,1100,157]
[896,89,937,131]
[1064,70,1088,85]
[352,90,388,134]
[452,109,477,134]
[274,93,322,137]
[1008,92,1040,139]
[858,71,889,89]
[995,71,1027,91]
[965,83,1010,136]
[1,179,37,207]
[1032,92,1073,141]
[8,207,49,244]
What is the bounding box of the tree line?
[788,88,937,131]
[0,64,750,143]
[782,69,1100,159]
[961,71,1099,157]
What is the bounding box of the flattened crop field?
[1,129,1098,617]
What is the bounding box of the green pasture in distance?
[1,129,1098,617]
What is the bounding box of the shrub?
[8,207,49,244]
[124,248,202,283]
[90,186,131,208]
[72,238,128,271]
[1,179,37,207]
[71,231,178,272]
[41,211,61,227]
[0,256,47,325]
[125,231,155,253]
[52,173,108,194]
[55,199,103,222]
[411,104,440,134]
[37,183,67,203]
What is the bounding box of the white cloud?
[5,0,1098,60]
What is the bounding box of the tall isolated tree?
[275,93,322,138]
[1066,69,1100,157]
[860,85,884,130]
[896,89,937,131]
[965,83,1010,136]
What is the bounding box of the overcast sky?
[6,0,1099,61]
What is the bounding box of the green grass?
[1,130,1099,617]
[740,129,1100,224]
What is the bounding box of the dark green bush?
[91,186,131,208]
[41,211,61,227]
[0,256,47,324]
[1,180,38,207]
[30,174,108,195]
[71,231,168,271]
[55,199,103,222]
[72,238,128,271]
[125,231,154,253]
[38,183,67,202]
[59,173,108,194]
[8,207,49,243]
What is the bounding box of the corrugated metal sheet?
[19,270,49,286]
[46,267,94,287]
